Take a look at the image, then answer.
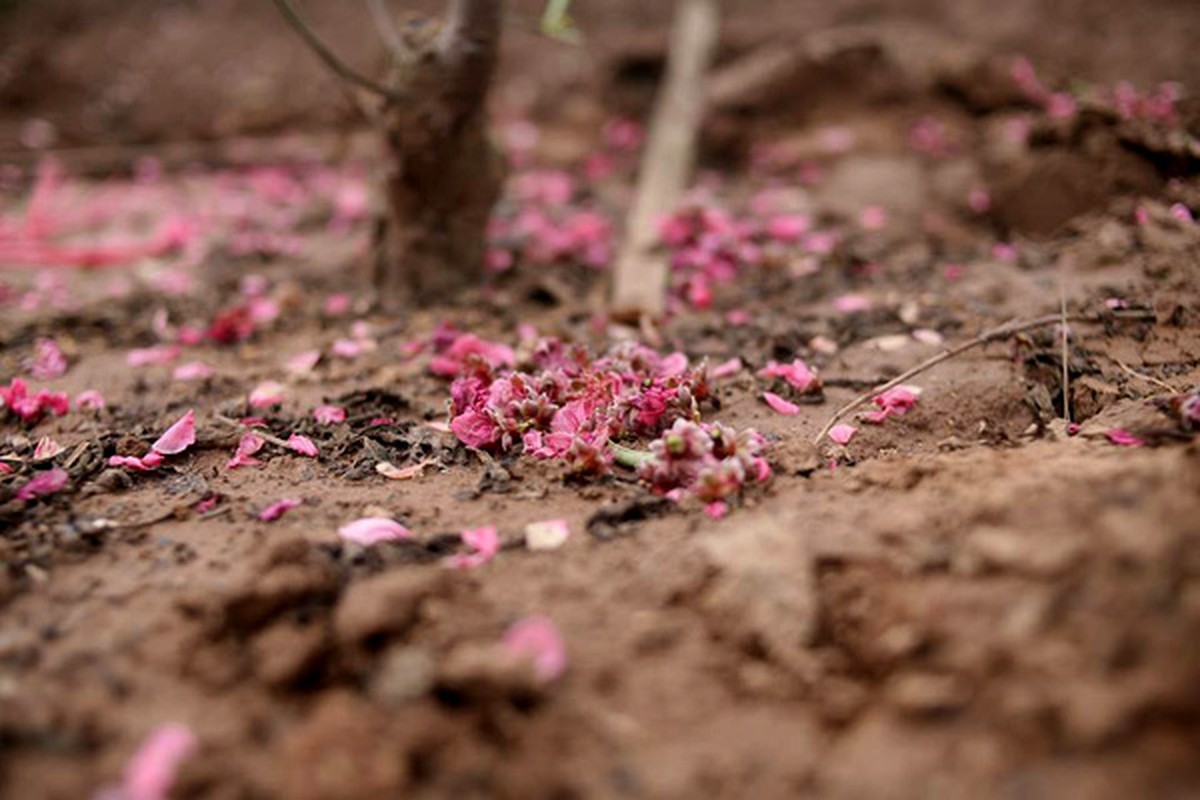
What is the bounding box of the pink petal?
[258,498,302,522]
[287,434,319,458]
[704,501,729,520]
[833,294,872,314]
[29,337,68,379]
[16,468,69,500]
[173,362,214,382]
[225,434,265,469]
[152,410,196,455]
[313,405,347,425]
[525,519,571,551]
[762,391,801,416]
[1106,428,1145,447]
[248,381,285,409]
[120,723,197,800]
[108,451,166,472]
[446,525,500,570]
[76,389,106,410]
[709,357,743,380]
[33,436,63,461]
[828,424,858,445]
[285,350,321,375]
[502,616,567,683]
[337,517,412,546]
[127,345,181,367]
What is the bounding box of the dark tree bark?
[372,0,506,309]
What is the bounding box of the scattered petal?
[152,410,196,455]
[28,338,67,379]
[502,616,567,683]
[16,468,68,500]
[286,434,319,458]
[76,389,106,410]
[704,501,729,520]
[313,405,347,424]
[127,345,181,367]
[709,357,743,380]
[829,424,858,446]
[33,436,63,461]
[258,498,302,522]
[225,434,265,469]
[762,391,801,416]
[105,723,198,800]
[248,381,285,409]
[173,362,214,382]
[524,519,570,551]
[446,525,501,570]
[285,350,321,376]
[1106,428,1145,447]
[338,517,412,546]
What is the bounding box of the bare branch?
[366,0,406,56]
[272,0,402,101]
[438,0,504,108]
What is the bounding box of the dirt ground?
[2,1,1199,798]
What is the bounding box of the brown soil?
[2,2,1199,799]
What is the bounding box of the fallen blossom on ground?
[704,501,729,520]
[709,357,743,380]
[638,419,771,505]
[93,722,197,800]
[376,460,434,481]
[32,436,63,461]
[758,358,821,394]
[1,378,70,424]
[127,345,181,367]
[258,498,302,522]
[28,337,67,379]
[226,434,265,469]
[863,386,921,424]
[0,463,12,475]
[525,519,570,551]
[313,405,346,424]
[151,410,196,455]
[173,362,214,382]
[338,517,412,546]
[248,381,285,409]
[76,389,106,410]
[829,424,858,445]
[1106,428,1145,447]
[16,468,69,500]
[446,525,501,570]
[429,332,516,378]
[286,434,318,457]
[285,350,321,376]
[502,616,567,683]
[108,452,166,472]
[762,391,801,416]
[833,294,872,314]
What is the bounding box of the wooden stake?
[611,0,720,319]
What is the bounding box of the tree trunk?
[373,0,505,309]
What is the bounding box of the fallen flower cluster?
[0,378,69,424]
[448,338,711,473]
[635,419,771,513]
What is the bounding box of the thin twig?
[812,312,1154,445]
[272,0,402,101]
[1114,360,1180,395]
[213,414,293,449]
[366,0,406,55]
[1059,281,1071,421]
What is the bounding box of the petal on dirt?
[338,517,412,546]
[502,616,567,683]
[829,424,858,445]
[313,405,347,424]
[762,391,801,416]
[525,519,571,551]
[286,434,319,458]
[152,410,196,455]
[127,345,181,367]
[76,389,106,410]
[16,468,69,500]
[248,381,285,409]
[708,357,743,380]
[704,501,729,520]
[33,436,63,461]
[285,350,321,376]
[258,498,302,522]
[1106,428,1145,447]
[116,723,197,800]
[29,337,68,379]
[173,362,214,382]
[108,451,165,472]
[833,294,872,314]
[225,434,265,469]
[446,525,501,570]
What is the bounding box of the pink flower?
[127,345,181,367]
[758,359,820,394]
[704,501,729,520]
[152,410,196,455]
[762,391,801,416]
[173,362,214,382]
[16,468,68,500]
[225,434,265,469]
[313,405,347,424]
[28,338,67,379]
[1170,203,1194,224]
[502,616,567,683]
[766,214,810,242]
[446,525,501,570]
[286,434,318,458]
[828,424,857,445]
[450,409,500,449]
[1,378,70,424]
[97,723,197,800]
[337,517,412,546]
[248,381,285,409]
[1106,428,1145,447]
[429,333,516,378]
[258,498,302,522]
[76,389,106,410]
